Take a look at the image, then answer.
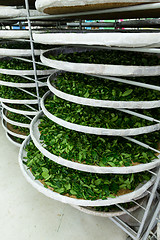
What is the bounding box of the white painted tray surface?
[0,78,46,88]
[33,32,160,48]
[35,0,149,14]
[0,68,55,76]
[0,30,43,39]
[0,7,47,19]
[0,48,40,57]
[0,96,38,104]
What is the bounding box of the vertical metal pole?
[24,0,41,111]
[137,168,160,239]
[58,21,61,30]
[19,21,23,29]
[114,20,117,30]
[79,19,82,30]
[56,21,59,29]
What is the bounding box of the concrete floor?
[0,124,127,240]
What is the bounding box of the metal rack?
[0,1,160,239]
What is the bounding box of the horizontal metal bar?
[67,19,160,28]
[38,76,48,80]
[16,87,38,99]
[116,204,141,224]
[131,200,145,211]
[21,75,35,82]
[90,75,160,92]
[14,75,47,86]
[146,190,152,195]
[147,170,158,176]
[67,22,116,28]
[118,109,160,123]
[150,231,157,239]
[147,170,157,176]
[24,115,32,121]
[20,21,60,27]
[110,216,137,240]
[25,104,38,112]
[123,137,160,154]
[150,234,156,240]
[13,56,47,67]
[4,38,31,42]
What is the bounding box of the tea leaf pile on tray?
[39,116,158,167]
[0,74,46,83]
[54,72,160,101]
[0,58,49,70]
[0,41,54,50]
[7,111,31,124]
[49,49,160,66]
[9,135,24,144]
[6,103,38,112]
[24,140,151,200]
[8,123,30,135]
[45,95,155,129]
[0,86,47,100]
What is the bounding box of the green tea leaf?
[122,89,133,97]
[95,179,101,185]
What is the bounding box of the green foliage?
[24,140,151,200]
[135,131,160,149]
[9,135,24,144]
[54,72,160,101]
[0,74,47,83]
[50,49,160,66]
[7,111,31,124]
[39,116,159,167]
[7,103,38,112]
[45,95,155,129]
[0,58,49,70]
[0,86,47,100]
[0,41,54,50]
[10,124,30,135]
